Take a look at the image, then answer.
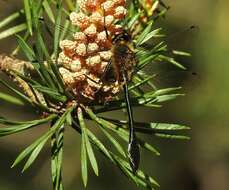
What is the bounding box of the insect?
[99,22,198,173]
[96,4,140,171]
[101,30,140,173]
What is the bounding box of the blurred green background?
[1,0,229,189]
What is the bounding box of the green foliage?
[23,0,33,35]
[78,107,99,187]
[51,125,65,190]
[0,0,191,190]
[11,107,73,171]
[0,114,56,136]
[43,0,55,23]
[0,23,27,40]
[0,92,25,106]
[16,35,36,62]
[0,78,33,105]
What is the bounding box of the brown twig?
[0,54,41,104]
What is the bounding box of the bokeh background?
[1,0,229,189]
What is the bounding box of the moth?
[101,30,140,173]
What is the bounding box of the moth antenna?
[83,74,101,85]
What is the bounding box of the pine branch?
[0,0,191,189]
